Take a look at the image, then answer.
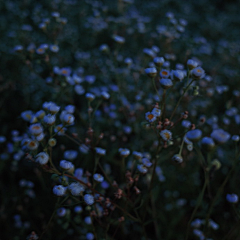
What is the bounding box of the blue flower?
[226,193,238,203]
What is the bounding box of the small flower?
[57,207,67,217]
[59,17,67,24]
[95,147,106,156]
[84,194,95,205]
[226,193,238,203]
[54,124,66,136]
[160,129,172,141]
[191,218,203,228]
[21,110,34,122]
[191,67,205,80]
[60,67,71,77]
[99,44,109,53]
[187,59,198,70]
[48,104,60,114]
[48,138,57,147]
[35,152,49,165]
[193,229,204,238]
[101,92,110,100]
[86,232,94,240]
[187,143,193,151]
[210,129,230,144]
[113,35,125,44]
[119,148,130,157]
[171,70,185,81]
[201,137,215,152]
[182,120,191,128]
[133,151,143,159]
[52,11,60,18]
[35,110,45,119]
[160,69,170,78]
[65,105,75,114]
[209,219,219,230]
[62,113,75,125]
[60,160,74,170]
[0,136,6,143]
[85,75,96,84]
[143,48,155,58]
[64,150,78,161]
[53,185,67,196]
[74,85,85,95]
[84,216,92,225]
[153,57,165,67]
[39,22,46,29]
[43,114,56,126]
[85,93,95,101]
[137,164,148,174]
[29,123,43,136]
[14,45,23,52]
[124,57,132,66]
[159,78,173,89]
[74,205,83,213]
[145,112,157,122]
[80,144,90,154]
[36,47,45,54]
[151,107,161,117]
[186,129,202,142]
[68,182,85,196]
[142,158,152,167]
[93,173,104,182]
[145,68,157,78]
[27,140,39,150]
[172,154,183,163]
[232,135,240,142]
[50,45,59,53]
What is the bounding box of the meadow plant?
[1,0,240,240]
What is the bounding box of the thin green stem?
[170,79,194,121]
[142,144,162,221]
[152,77,161,100]
[204,151,240,237]
[161,89,166,121]
[185,171,208,240]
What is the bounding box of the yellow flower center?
[148,114,154,120]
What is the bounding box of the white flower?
[160,130,172,141]
[137,164,148,174]
[27,140,39,150]
[211,129,230,144]
[57,207,66,217]
[43,114,56,125]
[53,185,67,196]
[84,194,94,205]
[132,151,143,159]
[95,147,106,156]
[54,124,66,136]
[101,92,110,100]
[160,69,170,78]
[85,93,95,101]
[35,152,49,165]
[191,67,205,80]
[119,148,130,157]
[68,182,85,196]
[151,108,161,117]
[79,144,90,154]
[64,150,78,160]
[93,173,104,182]
[145,112,157,122]
[29,123,43,136]
[60,160,74,170]
[62,113,75,125]
[142,158,152,167]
